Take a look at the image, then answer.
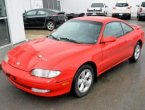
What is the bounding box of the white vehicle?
[137,2,145,21]
[87,3,107,16]
[112,2,132,19]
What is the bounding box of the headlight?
[4,55,9,63]
[32,69,61,78]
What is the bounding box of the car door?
[121,22,135,57]
[34,10,48,27]
[23,10,37,27]
[100,22,129,73]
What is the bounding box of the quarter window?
[121,23,133,34]
[104,22,124,38]
[26,11,37,16]
[37,11,47,16]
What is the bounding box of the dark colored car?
[66,13,85,20]
[23,9,66,31]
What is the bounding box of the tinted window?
[104,22,123,38]
[26,11,37,16]
[141,2,145,7]
[116,3,128,7]
[50,9,60,13]
[47,10,57,15]
[50,20,102,44]
[121,23,133,34]
[37,11,47,16]
[91,3,104,7]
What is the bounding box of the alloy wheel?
[47,21,55,31]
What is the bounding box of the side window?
[26,11,37,16]
[104,22,124,38]
[121,23,133,34]
[37,11,47,16]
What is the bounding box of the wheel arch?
[137,40,143,48]
[76,61,98,82]
[45,19,55,26]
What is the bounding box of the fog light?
[31,88,50,93]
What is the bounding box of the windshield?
[49,20,102,44]
[91,3,104,7]
[116,3,128,7]
[141,2,145,7]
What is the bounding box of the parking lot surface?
[1,18,145,110]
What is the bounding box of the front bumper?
[1,62,72,97]
[112,13,130,18]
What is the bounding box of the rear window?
[116,3,129,7]
[91,3,104,7]
[141,2,145,7]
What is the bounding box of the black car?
[66,13,85,20]
[23,9,66,31]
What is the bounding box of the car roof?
[27,8,60,13]
[73,16,122,24]
[117,0,127,3]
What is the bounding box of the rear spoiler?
[57,11,65,14]
[130,24,141,30]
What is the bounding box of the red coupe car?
[2,17,145,97]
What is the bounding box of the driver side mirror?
[136,5,139,7]
[101,36,117,43]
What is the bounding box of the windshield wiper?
[49,35,60,41]
[59,37,80,44]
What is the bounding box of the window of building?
[0,0,10,47]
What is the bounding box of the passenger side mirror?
[105,6,108,8]
[101,36,117,43]
[136,5,139,7]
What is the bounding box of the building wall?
[5,0,26,44]
[3,0,43,45]
[61,0,143,16]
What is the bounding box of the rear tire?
[46,21,55,31]
[72,65,94,98]
[128,14,131,20]
[129,42,141,63]
[138,16,141,21]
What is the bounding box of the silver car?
[137,2,145,21]
[87,3,108,16]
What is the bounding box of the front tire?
[46,21,55,31]
[128,14,131,20]
[129,42,141,63]
[72,65,94,98]
[138,15,141,21]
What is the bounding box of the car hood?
[8,38,93,71]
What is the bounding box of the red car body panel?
[1,17,145,97]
